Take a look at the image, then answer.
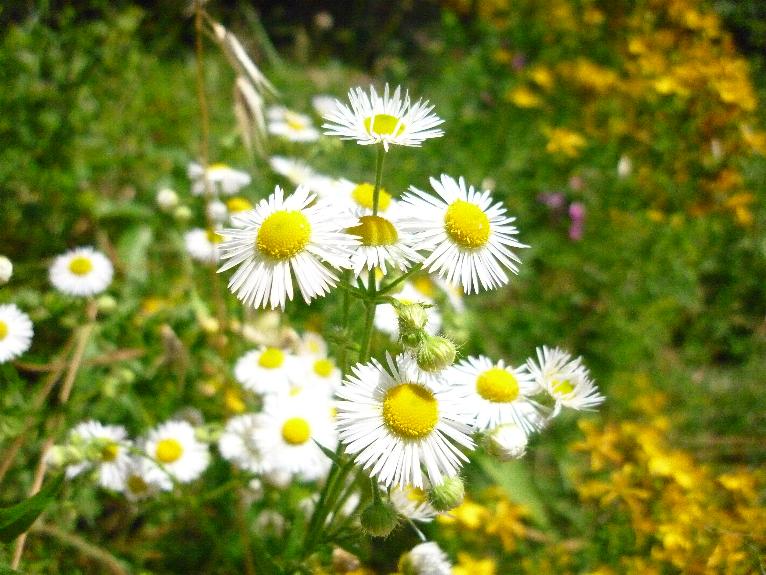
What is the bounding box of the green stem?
[372,145,385,216]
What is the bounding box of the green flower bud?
[416,335,456,372]
[395,302,429,348]
[96,294,117,313]
[360,498,399,538]
[173,205,193,223]
[427,475,465,511]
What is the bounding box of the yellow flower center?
[351,183,392,212]
[256,210,311,260]
[382,383,438,440]
[208,162,229,172]
[100,442,120,462]
[347,215,399,246]
[476,368,519,403]
[313,358,334,378]
[206,229,223,244]
[551,378,574,395]
[405,486,427,503]
[0,320,7,341]
[444,200,491,249]
[155,438,184,464]
[258,347,285,369]
[286,112,307,131]
[412,276,436,298]
[281,417,311,445]
[68,256,93,276]
[364,114,406,137]
[226,197,253,212]
[127,475,148,494]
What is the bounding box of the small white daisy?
[0,304,33,363]
[526,346,604,413]
[401,174,527,294]
[64,421,132,491]
[336,353,474,489]
[327,180,399,216]
[400,542,452,575]
[234,347,294,395]
[267,106,320,142]
[269,156,317,187]
[374,283,442,338]
[218,413,263,473]
[121,456,172,500]
[390,484,438,523]
[323,84,444,151]
[143,420,210,484]
[188,162,252,196]
[311,94,338,117]
[252,393,338,482]
[49,247,114,297]
[450,355,544,433]
[296,331,328,358]
[217,185,358,310]
[288,354,341,398]
[225,196,254,228]
[184,228,223,264]
[346,212,422,276]
[486,423,529,461]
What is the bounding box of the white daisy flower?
[400,174,527,294]
[323,84,444,151]
[252,393,338,482]
[326,180,399,216]
[184,228,223,264]
[49,246,114,297]
[486,423,529,461]
[311,94,338,117]
[400,542,452,575]
[234,347,294,395]
[122,456,171,501]
[144,420,210,484]
[225,196,254,228]
[374,283,442,338]
[346,212,421,276]
[296,331,328,358]
[217,185,358,310]
[269,156,317,187]
[267,106,320,142]
[218,413,263,473]
[390,484,438,523]
[450,355,544,433]
[526,346,604,413]
[288,354,341,399]
[188,162,252,196]
[0,304,33,363]
[64,421,132,491]
[0,256,12,284]
[336,353,474,489]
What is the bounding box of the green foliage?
[0,476,62,543]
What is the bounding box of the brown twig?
[15,348,145,373]
[59,300,98,403]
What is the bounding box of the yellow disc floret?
[68,256,93,276]
[281,417,311,445]
[347,215,399,246]
[383,383,438,440]
[313,358,334,378]
[351,183,392,212]
[364,114,406,137]
[258,347,285,369]
[256,210,311,260]
[156,438,184,464]
[476,368,519,403]
[444,200,491,248]
[127,475,148,494]
[0,321,7,341]
[100,442,120,462]
[206,229,223,244]
[226,197,253,213]
[551,378,574,396]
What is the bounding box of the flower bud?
[360,498,399,538]
[156,187,179,211]
[416,335,456,372]
[487,423,529,461]
[206,199,228,223]
[0,256,13,284]
[427,475,465,511]
[173,205,193,223]
[395,302,428,348]
[96,294,117,313]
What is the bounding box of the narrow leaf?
[0,475,64,542]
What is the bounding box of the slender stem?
[372,145,385,216]
[236,488,256,575]
[59,299,97,403]
[379,263,423,295]
[337,271,352,376]
[30,523,129,575]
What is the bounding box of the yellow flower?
[529,66,554,91]
[545,128,587,158]
[437,498,488,530]
[453,553,496,575]
[506,86,542,108]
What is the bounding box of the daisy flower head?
[225,196,254,228]
[234,347,294,395]
[0,304,33,363]
[218,185,358,310]
[401,174,527,294]
[322,84,444,151]
[269,156,317,188]
[399,542,453,575]
[289,354,342,398]
[64,421,132,491]
[143,420,210,484]
[390,483,438,523]
[346,211,422,276]
[252,392,338,482]
[267,106,320,142]
[336,353,474,489]
[296,331,328,358]
[451,355,543,433]
[218,413,263,473]
[122,456,172,501]
[188,162,251,196]
[184,228,223,264]
[527,346,604,413]
[331,180,399,216]
[49,246,114,297]
[374,283,442,339]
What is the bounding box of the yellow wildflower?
[507,86,542,108]
[545,128,587,158]
[453,553,496,575]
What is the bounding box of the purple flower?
[568,202,585,240]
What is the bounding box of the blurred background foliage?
[1,0,765,572]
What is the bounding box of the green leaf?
[0,475,64,542]
[116,224,153,285]
[0,364,24,387]
[475,453,551,529]
[314,441,341,465]
[0,564,21,575]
